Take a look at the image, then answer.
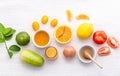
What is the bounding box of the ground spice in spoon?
[80,47,93,60]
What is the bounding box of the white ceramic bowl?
[33,30,51,48]
[78,45,96,63]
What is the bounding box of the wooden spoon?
[84,51,103,69]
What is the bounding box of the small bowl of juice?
[33,30,51,48]
[45,46,58,61]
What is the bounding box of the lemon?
[16,32,30,46]
[77,23,93,39]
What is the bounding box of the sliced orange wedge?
[54,25,72,44]
[76,14,90,20]
[66,10,72,21]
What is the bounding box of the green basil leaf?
[5,35,13,40]
[9,45,21,52]
[5,29,16,37]
[3,27,12,36]
[0,23,5,32]
[8,52,13,58]
[0,32,4,43]
[0,39,4,43]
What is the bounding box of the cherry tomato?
[107,36,119,48]
[98,46,111,56]
[63,46,76,58]
[93,31,107,44]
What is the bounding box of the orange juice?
[45,46,58,60]
[34,30,50,47]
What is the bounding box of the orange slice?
[66,10,72,21]
[45,46,58,60]
[76,14,90,20]
[54,25,72,44]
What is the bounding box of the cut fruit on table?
[107,36,119,48]
[54,25,72,44]
[98,46,111,56]
[76,14,90,20]
[66,10,72,22]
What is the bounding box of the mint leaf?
[5,35,13,40]
[0,32,4,43]
[0,23,16,58]
[8,52,13,58]
[0,23,5,32]
[4,29,16,41]
[3,27,12,36]
[0,39,4,43]
[5,29,16,37]
[9,45,21,52]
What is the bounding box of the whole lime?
[16,32,30,46]
[77,23,93,39]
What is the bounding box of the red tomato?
[98,46,111,56]
[107,36,119,48]
[63,46,76,58]
[93,31,107,44]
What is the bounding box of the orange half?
[54,25,72,44]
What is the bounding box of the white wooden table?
[0,0,120,76]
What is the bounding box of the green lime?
[16,32,30,46]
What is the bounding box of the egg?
[63,46,76,58]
